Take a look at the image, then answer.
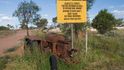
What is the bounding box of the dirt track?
[0,30,30,55]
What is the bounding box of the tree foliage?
[115,18,123,26]
[20,21,27,29]
[87,0,95,11]
[52,17,58,28]
[92,9,117,34]
[0,26,10,30]
[7,24,14,29]
[52,17,57,23]
[13,1,40,36]
[35,18,48,29]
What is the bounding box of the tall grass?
[0,56,11,70]
[3,29,124,70]
[82,30,124,70]
[4,42,51,70]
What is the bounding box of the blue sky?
[0,0,124,28]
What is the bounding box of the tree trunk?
[26,24,29,36]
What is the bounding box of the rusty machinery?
[24,33,77,63]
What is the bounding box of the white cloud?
[108,5,124,18]
[0,14,17,26]
[0,14,4,17]
[44,14,48,17]
[109,6,115,9]
[109,5,124,9]
[112,10,124,14]
[0,16,13,21]
[42,14,48,18]
[48,19,52,23]
[119,5,124,8]
[112,10,124,18]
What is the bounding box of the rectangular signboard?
[57,0,87,23]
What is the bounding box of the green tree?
[0,26,10,30]
[52,17,57,28]
[13,1,40,36]
[35,18,48,29]
[92,9,117,34]
[87,0,95,11]
[115,18,123,26]
[20,20,27,29]
[7,24,14,29]
[52,17,57,24]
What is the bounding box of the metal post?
[49,55,58,70]
[71,24,74,49]
[85,27,88,54]
[85,12,89,55]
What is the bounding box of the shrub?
[0,26,10,30]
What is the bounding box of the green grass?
[4,42,51,70]
[83,30,124,70]
[2,29,124,70]
[0,55,12,70]
[32,29,47,39]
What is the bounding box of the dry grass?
[0,30,16,38]
[1,29,124,70]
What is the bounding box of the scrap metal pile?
[24,33,77,63]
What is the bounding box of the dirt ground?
[0,30,32,55]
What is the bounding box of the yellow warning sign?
[57,0,87,23]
